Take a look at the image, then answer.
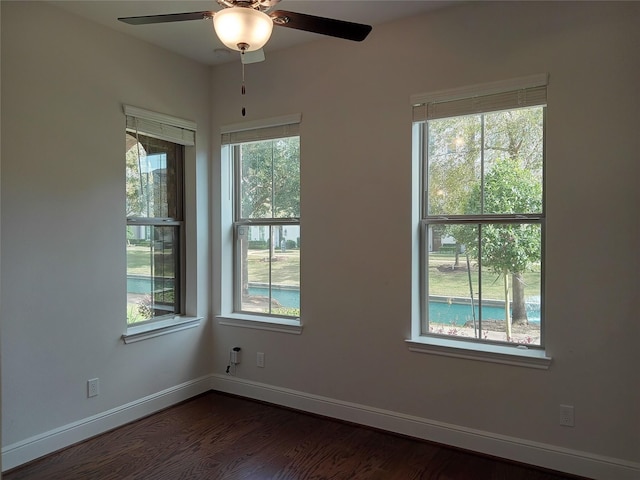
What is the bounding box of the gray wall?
[1,0,211,448]
[211,0,639,465]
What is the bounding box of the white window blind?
[412,74,548,122]
[124,105,196,146]
[221,113,301,145]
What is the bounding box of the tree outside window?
[232,135,301,318]
[423,104,544,345]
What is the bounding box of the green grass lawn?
[127,245,176,277]
[243,249,540,301]
[130,247,539,303]
[127,245,152,275]
[247,249,300,285]
[427,253,541,300]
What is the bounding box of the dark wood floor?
[5,391,589,480]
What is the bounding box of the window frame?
[122,105,202,342]
[217,114,303,334]
[125,136,184,323]
[420,216,546,345]
[409,76,552,367]
[232,221,301,317]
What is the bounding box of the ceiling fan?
[118,0,373,57]
[119,0,372,116]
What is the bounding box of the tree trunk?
[503,269,512,342]
[242,231,249,296]
[511,272,528,325]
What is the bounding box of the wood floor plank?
[4,391,591,480]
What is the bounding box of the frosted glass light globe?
[213,7,274,52]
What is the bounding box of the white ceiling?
[49,0,451,65]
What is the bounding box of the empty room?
[1,1,638,479]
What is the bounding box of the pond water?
[247,286,540,324]
[127,275,174,295]
[429,299,540,326]
[248,286,300,308]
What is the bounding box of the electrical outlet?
[87,378,99,398]
[559,404,574,427]
[257,352,265,368]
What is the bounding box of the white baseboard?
[1,375,212,472]
[211,374,640,480]
[4,374,638,480]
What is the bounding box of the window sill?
[406,337,552,369]
[122,316,203,344]
[217,313,302,335]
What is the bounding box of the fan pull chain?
[241,49,246,117]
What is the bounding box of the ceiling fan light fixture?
[213,7,273,52]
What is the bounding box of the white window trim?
[409,77,551,367]
[122,316,203,344]
[124,105,197,133]
[406,338,551,369]
[218,114,303,332]
[410,73,549,106]
[217,314,302,335]
[221,113,301,135]
[123,105,203,342]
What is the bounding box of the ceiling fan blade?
[269,10,372,42]
[241,49,266,64]
[118,11,214,26]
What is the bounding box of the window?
[125,106,195,326]
[412,75,547,349]
[221,116,301,323]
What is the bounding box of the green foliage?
[239,137,300,219]
[127,237,150,247]
[127,302,152,324]
[248,240,269,250]
[427,107,543,217]
[484,108,544,171]
[452,157,542,275]
[427,115,481,216]
[470,157,542,215]
[154,288,175,304]
[269,306,300,317]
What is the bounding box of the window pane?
[238,225,270,314]
[478,223,542,344]
[427,106,544,216]
[126,133,179,219]
[270,225,300,317]
[427,115,481,216]
[239,143,272,219]
[272,137,300,218]
[483,107,543,215]
[127,225,179,323]
[239,137,300,219]
[426,223,541,345]
[237,225,300,317]
[483,107,544,175]
[426,224,480,335]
